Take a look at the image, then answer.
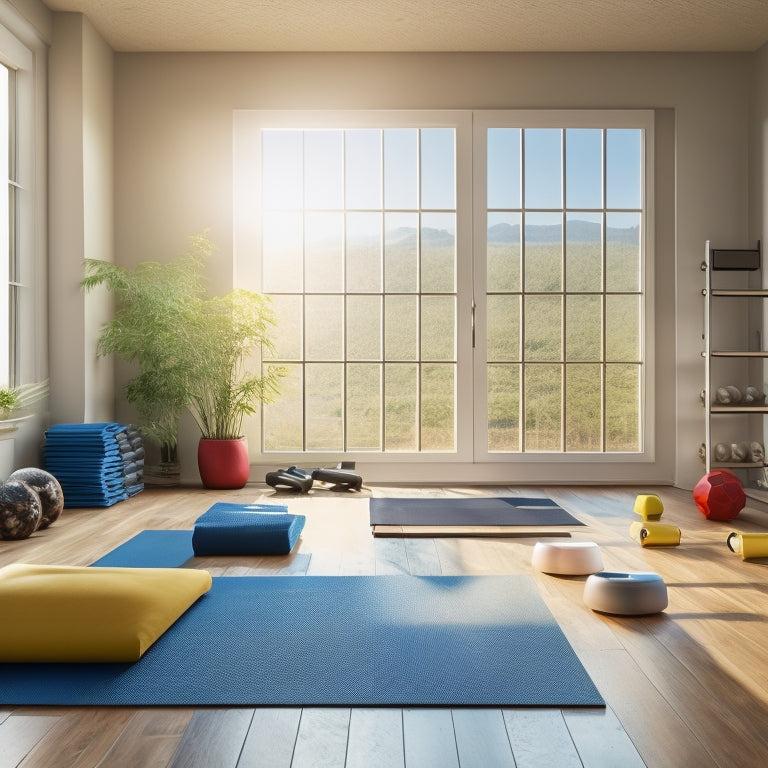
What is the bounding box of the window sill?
[0,415,31,439]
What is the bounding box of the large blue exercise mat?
[0,574,603,707]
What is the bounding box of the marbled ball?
[0,480,42,540]
[8,467,64,529]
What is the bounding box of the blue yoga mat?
[370,496,585,527]
[91,529,195,568]
[0,574,603,707]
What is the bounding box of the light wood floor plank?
[451,709,515,768]
[290,708,350,768]
[167,709,254,768]
[403,538,443,575]
[17,709,133,768]
[237,708,301,768]
[402,709,459,768]
[0,715,59,768]
[576,647,712,767]
[563,708,647,768]
[502,709,582,768]
[345,709,404,768]
[95,709,194,768]
[373,537,411,575]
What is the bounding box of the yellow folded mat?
[630,521,681,547]
[0,563,212,662]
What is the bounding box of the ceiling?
[41,0,768,54]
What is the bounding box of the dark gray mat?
[370,497,584,527]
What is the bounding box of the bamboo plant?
[183,288,284,440]
[82,234,284,460]
[81,235,210,462]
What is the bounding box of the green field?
[262,236,642,454]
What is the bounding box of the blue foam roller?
[192,502,305,555]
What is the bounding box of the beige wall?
[49,12,114,425]
[107,51,753,486]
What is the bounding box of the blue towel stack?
[44,423,144,507]
[115,425,145,497]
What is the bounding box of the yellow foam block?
[0,563,212,662]
[633,494,664,521]
[727,531,768,560]
[630,521,681,547]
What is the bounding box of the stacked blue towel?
[44,423,144,507]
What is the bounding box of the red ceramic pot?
[197,436,250,489]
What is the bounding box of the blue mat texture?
[0,574,603,707]
[192,502,305,555]
[370,497,584,527]
[90,530,195,568]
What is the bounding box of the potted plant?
[0,380,49,421]
[182,288,285,489]
[81,236,210,483]
[83,234,284,489]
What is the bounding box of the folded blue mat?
[192,502,305,556]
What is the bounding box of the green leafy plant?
[0,388,18,418]
[82,234,284,454]
[183,288,285,440]
[0,380,49,420]
[81,236,210,462]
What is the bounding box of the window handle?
[471,298,476,348]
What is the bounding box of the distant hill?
[350,220,640,248]
[487,220,639,245]
[379,220,639,248]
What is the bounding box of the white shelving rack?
[701,240,765,482]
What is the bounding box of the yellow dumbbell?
[634,493,664,521]
[630,521,681,547]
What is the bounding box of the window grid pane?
[486,125,644,453]
[262,127,457,453]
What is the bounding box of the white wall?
[49,12,114,425]
[106,51,753,487]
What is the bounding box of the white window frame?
[234,109,655,478]
[0,15,44,391]
[234,110,474,466]
[472,110,655,466]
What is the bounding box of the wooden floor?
[3,483,768,767]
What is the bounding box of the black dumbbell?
[311,468,363,491]
[265,466,313,493]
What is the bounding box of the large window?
[0,61,16,385]
[478,114,648,457]
[0,17,39,393]
[259,125,460,453]
[234,110,652,466]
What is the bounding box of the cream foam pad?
[0,563,212,662]
[531,541,604,575]
[583,571,668,616]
